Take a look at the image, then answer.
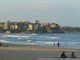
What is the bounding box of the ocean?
[0,33,80,48]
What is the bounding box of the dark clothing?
[71,56,76,58]
[71,52,77,58]
[0,43,2,46]
[57,42,60,47]
[61,51,67,58]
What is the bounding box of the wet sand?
[0,46,80,60]
[0,46,77,51]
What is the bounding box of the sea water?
[0,33,80,48]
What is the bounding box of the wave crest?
[3,35,29,38]
[47,36,60,39]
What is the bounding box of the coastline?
[0,45,80,60]
[1,33,80,49]
[1,39,80,51]
[0,45,79,51]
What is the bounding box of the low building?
[27,23,34,31]
[10,22,19,30]
[33,23,41,31]
[4,21,10,30]
[0,22,5,29]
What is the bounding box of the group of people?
[61,51,77,58]
[54,42,60,47]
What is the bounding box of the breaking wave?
[0,40,35,45]
[44,42,58,44]
[3,35,30,38]
[31,33,37,35]
[0,40,11,43]
[47,36,60,39]
[44,42,70,45]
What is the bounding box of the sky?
[0,0,80,27]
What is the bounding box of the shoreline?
[0,45,79,52]
[1,42,80,51]
[0,45,80,60]
[0,32,64,35]
[0,42,80,51]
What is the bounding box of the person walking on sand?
[61,51,67,58]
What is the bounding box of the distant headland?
[0,20,80,33]
[0,20,64,33]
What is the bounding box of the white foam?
[44,41,66,45]
[0,40,35,45]
[47,36,60,39]
[6,35,29,38]
[31,33,37,35]
[17,38,22,39]
[0,40,10,43]
[45,42,58,44]
[25,43,35,45]
[27,40,33,42]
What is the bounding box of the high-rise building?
[33,20,39,24]
[4,21,10,29]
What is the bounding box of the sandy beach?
[0,45,78,51]
[0,45,80,60]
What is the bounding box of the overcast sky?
[0,0,80,27]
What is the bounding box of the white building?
[4,21,10,29]
[33,20,39,24]
[27,24,33,31]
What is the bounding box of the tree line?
[61,26,80,32]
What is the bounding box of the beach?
[0,46,80,60]
[0,45,78,51]
[0,33,80,60]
